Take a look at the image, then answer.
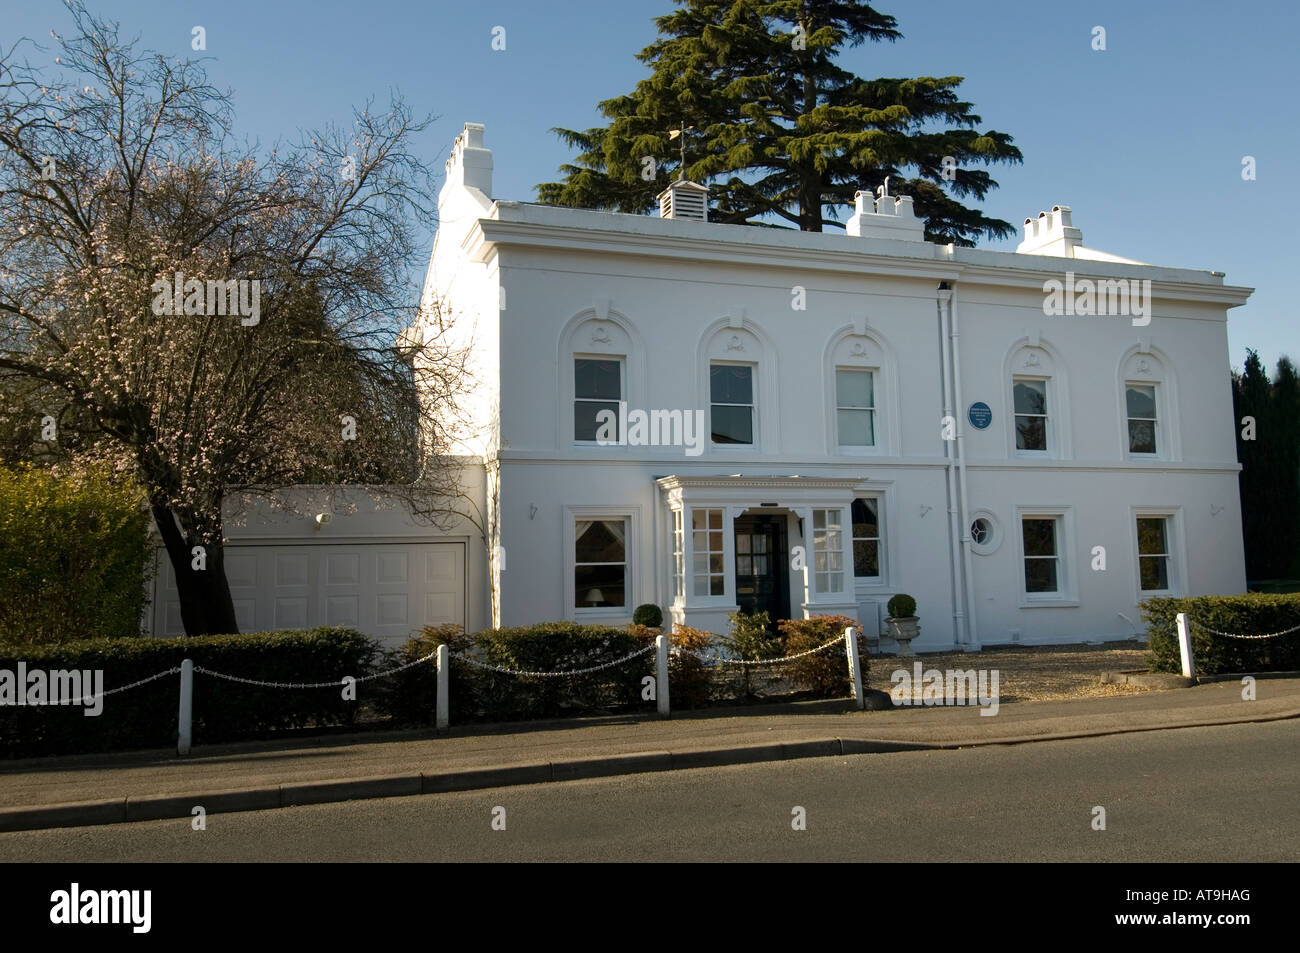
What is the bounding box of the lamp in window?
[583,588,606,607]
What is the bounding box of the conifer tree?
[537,0,1022,243]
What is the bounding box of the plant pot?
[886,616,920,656]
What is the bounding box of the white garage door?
[153,542,466,645]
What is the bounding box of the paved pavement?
[0,676,1296,832]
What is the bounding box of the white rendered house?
[157,122,1252,651]
[419,121,1251,652]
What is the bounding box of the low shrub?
[720,611,782,699]
[0,627,379,758]
[1142,594,1300,675]
[665,624,715,709]
[886,594,916,619]
[632,604,663,628]
[778,615,867,697]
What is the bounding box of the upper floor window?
[1005,341,1070,460]
[710,362,754,445]
[836,369,876,447]
[851,497,881,578]
[574,357,622,443]
[1117,348,1176,461]
[1014,377,1048,453]
[1126,383,1158,455]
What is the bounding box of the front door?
[733,514,790,628]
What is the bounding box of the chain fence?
[448,644,655,678]
[1186,617,1300,641]
[194,649,440,690]
[675,633,847,668]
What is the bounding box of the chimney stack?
[1016,205,1082,257]
[845,188,924,241]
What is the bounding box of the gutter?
[938,286,965,647]
[950,283,981,650]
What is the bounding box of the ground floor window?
[1021,516,1060,594]
[574,517,627,608]
[813,508,845,594]
[851,497,881,578]
[671,509,684,600]
[692,508,725,596]
[1137,516,1171,591]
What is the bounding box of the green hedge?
[380,622,655,723]
[1141,594,1300,675]
[0,465,152,645]
[0,627,379,757]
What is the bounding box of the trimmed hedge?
[0,465,152,645]
[0,627,379,757]
[380,622,654,723]
[1141,594,1300,675]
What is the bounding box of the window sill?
[1017,597,1080,609]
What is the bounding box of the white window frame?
[1014,506,1078,606]
[1124,380,1160,459]
[1130,507,1184,599]
[572,354,625,447]
[671,509,684,603]
[850,495,884,582]
[1012,375,1051,458]
[691,507,727,599]
[564,505,642,621]
[968,509,1002,556]
[835,367,877,450]
[708,360,757,450]
[812,507,846,595]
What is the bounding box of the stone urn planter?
[885,616,921,656]
[885,594,920,657]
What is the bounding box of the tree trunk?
[798,17,822,233]
[152,502,240,636]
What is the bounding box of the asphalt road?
[1,721,1295,862]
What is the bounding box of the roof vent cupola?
[658,178,710,222]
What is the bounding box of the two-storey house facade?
[417,123,1252,651]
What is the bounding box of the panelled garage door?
[153,542,466,645]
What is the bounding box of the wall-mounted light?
[529,504,538,520]
[314,512,333,530]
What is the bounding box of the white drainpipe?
[950,284,981,650]
[937,287,966,647]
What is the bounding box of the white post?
[655,634,670,717]
[177,658,193,756]
[1176,612,1196,680]
[435,644,450,730]
[845,627,864,710]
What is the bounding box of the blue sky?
[5,0,1295,373]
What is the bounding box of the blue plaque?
[968,402,992,430]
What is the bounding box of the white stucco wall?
[424,124,1252,651]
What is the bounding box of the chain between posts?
[194,649,439,689]
[1187,618,1300,641]
[91,667,183,698]
[674,633,846,668]
[449,644,656,678]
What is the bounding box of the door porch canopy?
[655,475,864,618]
